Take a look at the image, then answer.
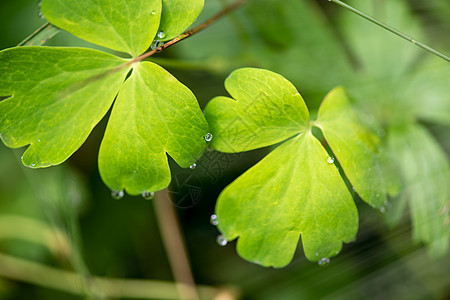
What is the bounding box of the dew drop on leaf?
[210,214,218,226]
[151,11,156,15]
[111,190,124,200]
[150,40,163,50]
[327,156,335,164]
[157,31,166,39]
[318,257,330,267]
[204,132,213,142]
[216,235,228,246]
[142,191,155,200]
[31,163,36,167]
[190,163,197,170]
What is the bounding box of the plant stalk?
[328,0,450,63]
[153,189,200,300]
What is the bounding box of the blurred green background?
[0,0,449,299]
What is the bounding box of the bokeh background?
[0,0,449,299]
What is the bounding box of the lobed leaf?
[157,0,204,41]
[205,68,309,153]
[98,62,209,195]
[317,87,387,208]
[41,0,162,56]
[0,46,130,168]
[216,132,358,267]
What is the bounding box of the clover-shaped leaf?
[99,62,208,195]
[0,47,130,167]
[205,68,386,267]
[41,0,162,57]
[0,0,207,195]
[205,68,309,153]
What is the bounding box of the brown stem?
[153,189,199,300]
[126,0,247,66]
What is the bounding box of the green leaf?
[41,0,162,56]
[0,46,130,168]
[386,124,450,256]
[98,62,209,195]
[216,132,358,267]
[157,0,204,41]
[204,68,309,153]
[317,87,387,208]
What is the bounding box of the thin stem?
[0,252,222,299]
[153,189,199,300]
[127,0,247,66]
[18,22,60,46]
[328,0,450,63]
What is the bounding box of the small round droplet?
[31,163,36,167]
[151,40,163,50]
[151,11,156,15]
[204,133,213,142]
[190,163,197,170]
[210,214,218,226]
[142,191,155,200]
[216,235,228,246]
[327,156,335,164]
[111,190,124,200]
[37,139,41,142]
[380,206,386,213]
[318,257,330,267]
[157,31,166,39]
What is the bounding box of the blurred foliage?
[0,0,449,299]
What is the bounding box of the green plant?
[0,1,449,295]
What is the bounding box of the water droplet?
[142,191,154,200]
[335,251,339,254]
[190,163,197,170]
[37,1,45,19]
[380,206,386,213]
[151,11,156,15]
[31,163,36,167]
[327,156,335,164]
[318,257,330,267]
[352,186,357,192]
[37,139,41,142]
[216,235,228,246]
[315,252,319,256]
[204,133,213,142]
[150,40,163,50]
[133,170,137,174]
[210,214,218,226]
[157,31,166,39]
[111,190,124,200]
